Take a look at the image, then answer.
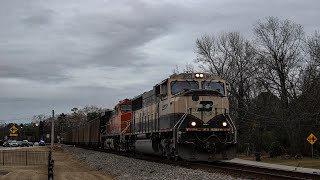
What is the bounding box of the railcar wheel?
[166,154,171,160]
[166,149,173,160]
[162,148,170,160]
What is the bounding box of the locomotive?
[66,72,237,161]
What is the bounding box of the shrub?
[269,141,285,158]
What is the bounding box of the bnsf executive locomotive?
[66,72,237,161]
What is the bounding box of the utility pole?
[51,110,54,150]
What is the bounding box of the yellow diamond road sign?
[10,125,18,134]
[307,133,318,145]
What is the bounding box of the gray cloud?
[21,9,55,27]
[1,0,320,122]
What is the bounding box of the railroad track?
[71,145,320,180]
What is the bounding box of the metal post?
[61,124,63,144]
[312,144,314,159]
[51,110,54,150]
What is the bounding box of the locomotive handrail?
[119,123,131,144]
[223,114,237,143]
[121,123,131,134]
[173,112,188,148]
[176,113,188,131]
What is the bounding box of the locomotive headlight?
[222,122,227,127]
[191,122,196,126]
[195,73,204,78]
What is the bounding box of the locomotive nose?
[197,101,213,111]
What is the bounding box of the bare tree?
[172,65,180,74]
[299,32,320,118]
[253,17,304,113]
[172,63,195,74]
[183,62,195,73]
[306,31,320,66]
[195,35,228,78]
[79,105,104,115]
[32,114,49,124]
[254,17,305,155]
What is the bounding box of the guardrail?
[0,150,49,165]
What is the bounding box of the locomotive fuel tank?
[134,139,155,155]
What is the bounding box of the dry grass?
[261,158,320,169]
[238,154,320,169]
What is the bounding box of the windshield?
[121,105,132,112]
[202,81,225,95]
[171,81,199,95]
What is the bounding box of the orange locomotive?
[104,99,132,149]
[106,98,132,135]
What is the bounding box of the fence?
[0,150,49,165]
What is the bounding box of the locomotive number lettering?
[182,73,193,79]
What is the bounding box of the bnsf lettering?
[182,73,193,79]
[205,74,214,79]
[162,104,168,110]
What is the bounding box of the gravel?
[63,146,246,180]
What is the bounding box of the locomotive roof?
[131,72,224,101]
[117,98,131,104]
[169,72,223,80]
[131,89,155,101]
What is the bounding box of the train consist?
[65,72,237,161]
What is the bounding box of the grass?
[238,155,320,169]
[262,158,320,169]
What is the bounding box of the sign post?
[51,110,55,150]
[307,133,318,159]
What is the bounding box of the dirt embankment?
[0,146,114,180]
[54,146,114,180]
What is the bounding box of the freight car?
[64,111,111,149]
[68,72,237,161]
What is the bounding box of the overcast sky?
[1,0,319,123]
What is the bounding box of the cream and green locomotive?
[129,72,237,161]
